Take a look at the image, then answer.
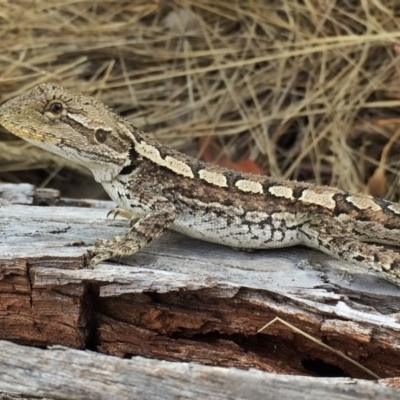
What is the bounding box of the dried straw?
[1,0,400,199]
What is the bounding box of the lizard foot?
[88,236,143,268]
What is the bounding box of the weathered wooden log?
[1,183,400,382]
[0,341,399,400]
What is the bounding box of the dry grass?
[1,0,400,199]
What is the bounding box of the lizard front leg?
[89,189,176,267]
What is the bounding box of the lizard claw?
[107,206,133,220]
[88,251,112,268]
[88,243,116,268]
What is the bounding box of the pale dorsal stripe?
[268,186,293,199]
[134,138,194,178]
[235,179,263,194]
[198,169,228,187]
[299,189,336,210]
[165,156,195,178]
[347,195,381,212]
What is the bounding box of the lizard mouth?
[0,115,60,150]
[0,100,59,145]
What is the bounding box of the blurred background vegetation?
[1,0,400,200]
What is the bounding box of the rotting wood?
[1,184,400,379]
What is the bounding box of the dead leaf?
[199,136,265,174]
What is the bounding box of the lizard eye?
[49,102,63,114]
[95,129,109,143]
[44,100,67,120]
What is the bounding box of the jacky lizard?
[1,83,400,285]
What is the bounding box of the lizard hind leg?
[298,216,400,285]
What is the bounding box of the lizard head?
[0,83,135,182]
